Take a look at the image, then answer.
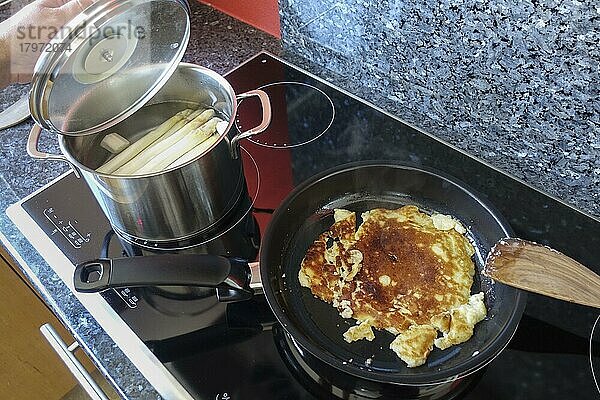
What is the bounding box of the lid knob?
[76,29,137,83]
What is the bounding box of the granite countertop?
[0,2,279,398]
[279,0,600,219]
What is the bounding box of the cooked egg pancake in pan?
[299,205,487,367]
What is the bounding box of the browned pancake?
[341,206,474,332]
[298,205,486,367]
[298,210,359,302]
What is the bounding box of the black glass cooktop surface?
[18,53,600,399]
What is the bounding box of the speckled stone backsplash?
[279,0,600,218]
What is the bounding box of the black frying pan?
[74,162,526,386]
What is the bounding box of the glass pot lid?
[29,0,190,136]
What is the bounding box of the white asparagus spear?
[96,109,192,174]
[114,109,215,176]
[156,107,205,140]
[153,107,204,140]
[134,117,221,174]
[113,108,204,175]
[167,134,220,168]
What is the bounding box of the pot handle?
[230,89,272,158]
[27,124,80,178]
[73,254,254,302]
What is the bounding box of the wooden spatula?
[484,238,600,309]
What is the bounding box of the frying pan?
[74,162,526,387]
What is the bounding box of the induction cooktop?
[7,52,600,400]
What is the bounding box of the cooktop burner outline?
[274,325,479,399]
[591,314,600,394]
[236,81,335,149]
[200,146,260,245]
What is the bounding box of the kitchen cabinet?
[0,246,104,399]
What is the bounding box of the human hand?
[0,0,95,88]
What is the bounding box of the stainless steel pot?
[28,63,271,242]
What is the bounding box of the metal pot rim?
[58,63,239,179]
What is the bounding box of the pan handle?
[73,255,254,302]
[27,124,80,178]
